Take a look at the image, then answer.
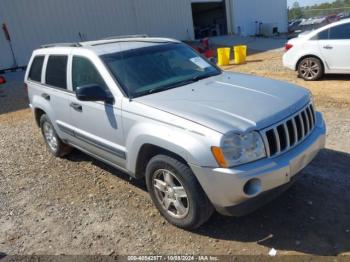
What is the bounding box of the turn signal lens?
[211,146,228,168]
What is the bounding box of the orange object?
[211,146,228,168]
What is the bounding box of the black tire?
[145,154,214,229]
[40,114,72,157]
[298,57,324,81]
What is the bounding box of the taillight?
[0,76,6,84]
[285,43,293,52]
[24,83,28,94]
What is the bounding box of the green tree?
[289,1,304,20]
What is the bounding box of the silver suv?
[25,36,326,229]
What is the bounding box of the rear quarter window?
[28,56,45,82]
[45,55,68,89]
[316,29,329,40]
[329,23,350,39]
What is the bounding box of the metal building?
[0,0,287,70]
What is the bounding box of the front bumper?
[190,112,326,216]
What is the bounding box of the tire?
[145,154,214,229]
[298,57,324,81]
[40,114,72,157]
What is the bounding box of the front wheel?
[145,155,214,229]
[298,57,324,81]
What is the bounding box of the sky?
[287,0,334,7]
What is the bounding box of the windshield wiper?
[134,72,221,98]
[147,78,197,95]
[191,72,221,81]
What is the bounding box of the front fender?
[126,122,219,174]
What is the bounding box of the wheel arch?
[134,143,188,179]
[31,94,56,128]
[125,122,220,178]
[34,107,46,127]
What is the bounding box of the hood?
[135,72,310,134]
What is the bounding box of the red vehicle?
[191,38,215,59]
[0,76,6,85]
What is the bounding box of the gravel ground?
[0,53,350,256]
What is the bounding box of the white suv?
[283,18,350,80]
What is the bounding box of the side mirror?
[76,84,114,103]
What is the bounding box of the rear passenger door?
[42,55,75,140]
[68,55,126,168]
[318,23,350,72]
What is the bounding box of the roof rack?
[103,34,149,40]
[40,43,82,48]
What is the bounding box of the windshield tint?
[101,43,221,98]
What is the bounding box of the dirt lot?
[0,51,349,256]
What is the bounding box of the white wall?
[231,0,288,36]
[0,0,288,70]
[0,0,194,70]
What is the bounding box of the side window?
[45,55,68,89]
[317,29,329,40]
[72,56,107,91]
[329,23,350,40]
[28,56,44,82]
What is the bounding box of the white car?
[283,18,350,80]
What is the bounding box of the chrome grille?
[261,103,316,157]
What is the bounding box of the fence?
[301,6,350,19]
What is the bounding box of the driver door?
[68,55,126,168]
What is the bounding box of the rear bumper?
[282,53,297,71]
[190,112,326,216]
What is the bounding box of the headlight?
[212,131,266,167]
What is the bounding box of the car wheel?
[40,114,72,157]
[298,57,324,81]
[145,154,214,229]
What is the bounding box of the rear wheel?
[145,155,214,229]
[40,114,72,157]
[298,57,324,81]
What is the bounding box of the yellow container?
[234,45,247,64]
[217,48,231,66]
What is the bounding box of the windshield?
[101,43,221,98]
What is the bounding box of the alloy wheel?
[152,169,189,219]
[43,122,58,152]
[300,59,320,80]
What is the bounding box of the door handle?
[323,45,333,50]
[41,93,50,101]
[70,102,82,112]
